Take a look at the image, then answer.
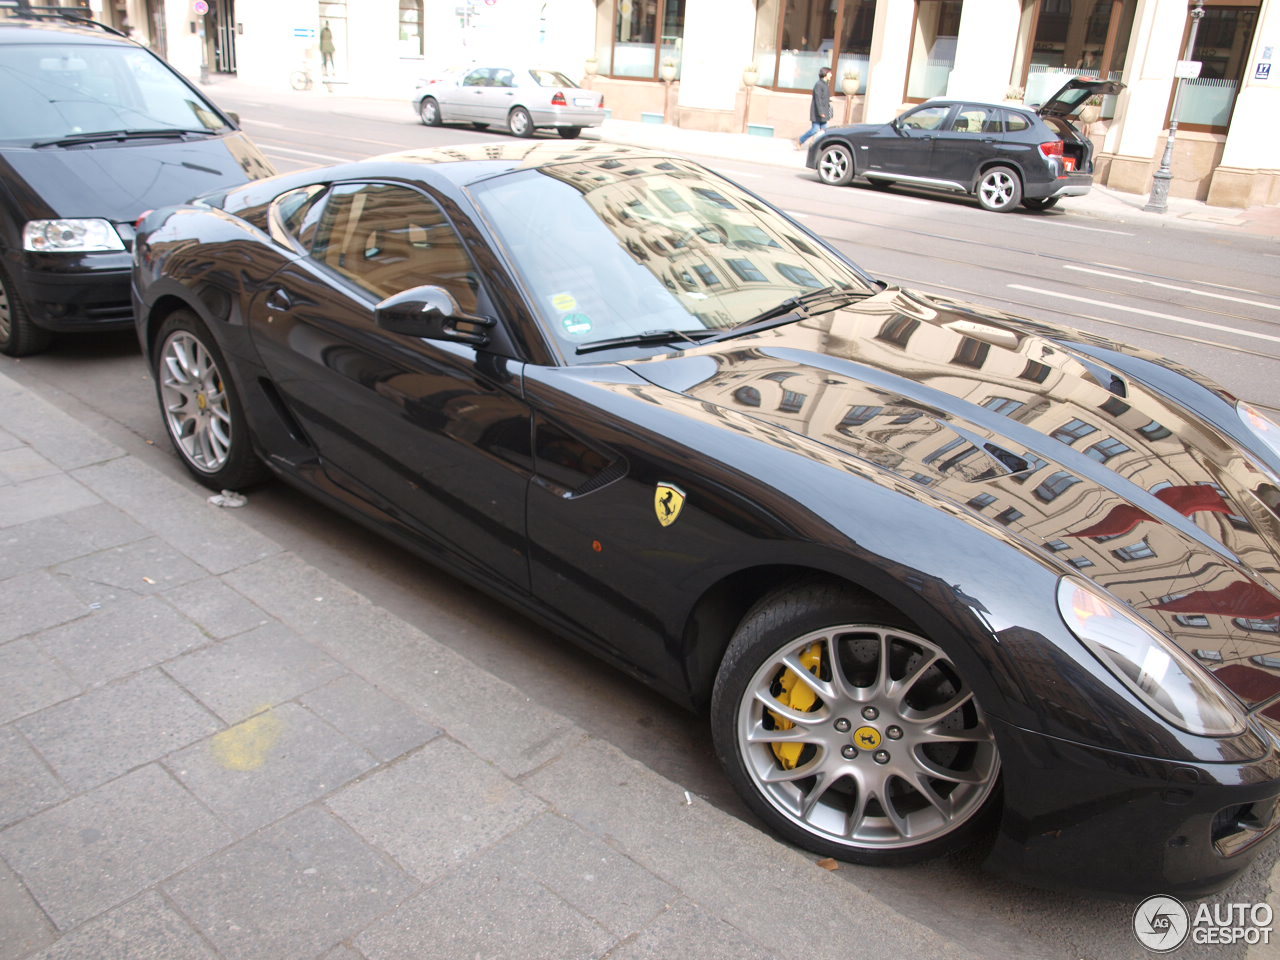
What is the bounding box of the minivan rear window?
[0,41,231,145]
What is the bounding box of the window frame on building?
[398,0,424,59]
[752,0,879,94]
[606,0,686,82]
[1164,0,1261,134]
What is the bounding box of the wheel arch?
[972,158,1026,191]
[142,292,202,364]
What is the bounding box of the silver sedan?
[413,66,604,139]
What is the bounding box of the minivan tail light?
[551,91,567,106]
[1039,140,1063,157]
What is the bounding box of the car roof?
[0,17,133,45]
[916,98,1033,114]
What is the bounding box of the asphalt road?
[4,90,1278,960]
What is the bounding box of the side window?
[949,106,1001,135]
[900,105,951,131]
[271,184,328,250]
[310,182,479,311]
[491,69,515,88]
[462,68,491,87]
[1004,111,1031,133]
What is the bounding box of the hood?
[1035,77,1126,118]
[625,287,1280,711]
[0,132,276,226]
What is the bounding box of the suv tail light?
[599,95,605,108]
[551,91,567,106]
[1038,140,1063,158]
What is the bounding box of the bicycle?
[289,63,313,91]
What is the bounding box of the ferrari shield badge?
[654,482,686,527]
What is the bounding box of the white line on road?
[1091,262,1268,295]
[1036,221,1133,236]
[260,143,355,162]
[1008,285,1280,345]
[245,122,406,148]
[1063,264,1279,311]
[717,169,765,179]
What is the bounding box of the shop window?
[1177,4,1260,132]
[839,405,883,430]
[1034,470,1082,502]
[752,0,879,93]
[609,0,685,80]
[1051,418,1097,445]
[1086,436,1130,462]
[1016,0,1137,120]
[398,0,423,58]
[907,0,964,101]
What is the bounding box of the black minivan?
[0,9,275,355]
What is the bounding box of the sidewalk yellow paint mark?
[211,707,282,771]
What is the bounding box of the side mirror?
[375,285,495,347]
[226,111,241,126]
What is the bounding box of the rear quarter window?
[529,69,576,88]
[1004,112,1031,133]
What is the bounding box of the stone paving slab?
[0,503,149,581]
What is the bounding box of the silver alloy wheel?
[158,330,233,473]
[420,98,439,125]
[736,623,999,851]
[0,273,10,344]
[509,107,531,136]
[978,169,1018,210]
[818,147,850,184]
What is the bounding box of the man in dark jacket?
[797,67,832,148]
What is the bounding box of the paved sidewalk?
[0,366,985,960]
[205,76,1280,240]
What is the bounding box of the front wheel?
[816,144,854,186]
[0,265,54,357]
[975,166,1022,212]
[557,126,583,139]
[419,97,442,126]
[711,580,1001,865]
[153,310,269,491]
[1021,197,1059,211]
[508,106,534,138]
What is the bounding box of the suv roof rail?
[0,1,127,38]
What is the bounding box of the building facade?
[49,0,1279,207]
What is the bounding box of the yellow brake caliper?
[770,642,824,769]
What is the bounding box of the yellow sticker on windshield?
[551,292,577,312]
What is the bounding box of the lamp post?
[1144,0,1206,213]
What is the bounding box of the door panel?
[248,181,534,592]
[872,103,952,178]
[931,105,1004,184]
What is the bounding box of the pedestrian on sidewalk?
[797,67,832,149]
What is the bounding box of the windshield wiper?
[702,286,880,343]
[32,128,218,148]
[575,328,718,355]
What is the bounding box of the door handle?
[265,288,292,311]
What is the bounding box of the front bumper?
[985,716,1280,898]
[5,249,134,333]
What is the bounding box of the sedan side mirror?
[375,285,495,347]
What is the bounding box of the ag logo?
[1133,895,1189,953]
[854,726,881,750]
[654,482,686,527]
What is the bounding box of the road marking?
[717,169,765,179]
[1063,264,1280,311]
[1008,285,1280,345]
[1091,262,1271,296]
[244,119,286,128]
[1037,221,1133,236]
[245,121,405,148]
[260,143,354,162]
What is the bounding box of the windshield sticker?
[551,292,578,312]
[561,313,592,336]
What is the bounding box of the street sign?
[1258,62,1272,80]
[192,0,209,15]
[1174,59,1201,79]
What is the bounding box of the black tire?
[816,143,855,186]
[975,166,1022,212]
[471,122,489,130]
[0,264,54,357]
[508,106,535,138]
[152,310,269,491]
[711,579,1001,866]
[1021,197,1059,211]
[419,97,442,126]
[557,126,583,139]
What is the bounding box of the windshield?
[0,41,230,145]
[470,158,875,363]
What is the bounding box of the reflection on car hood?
[0,132,275,224]
[626,287,1280,710]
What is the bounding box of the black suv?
[805,78,1124,213]
[0,9,274,355]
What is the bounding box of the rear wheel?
[1021,197,1059,211]
[975,166,1022,212]
[817,144,855,186]
[0,265,54,357]
[557,126,583,139]
[153,310,269,491]
[711,580,1001,865]
[508,106,534,138]
[419,97,442,126]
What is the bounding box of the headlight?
[23,219,125,253]
[1237,401,1280,462]
[1057,577,1246,737]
